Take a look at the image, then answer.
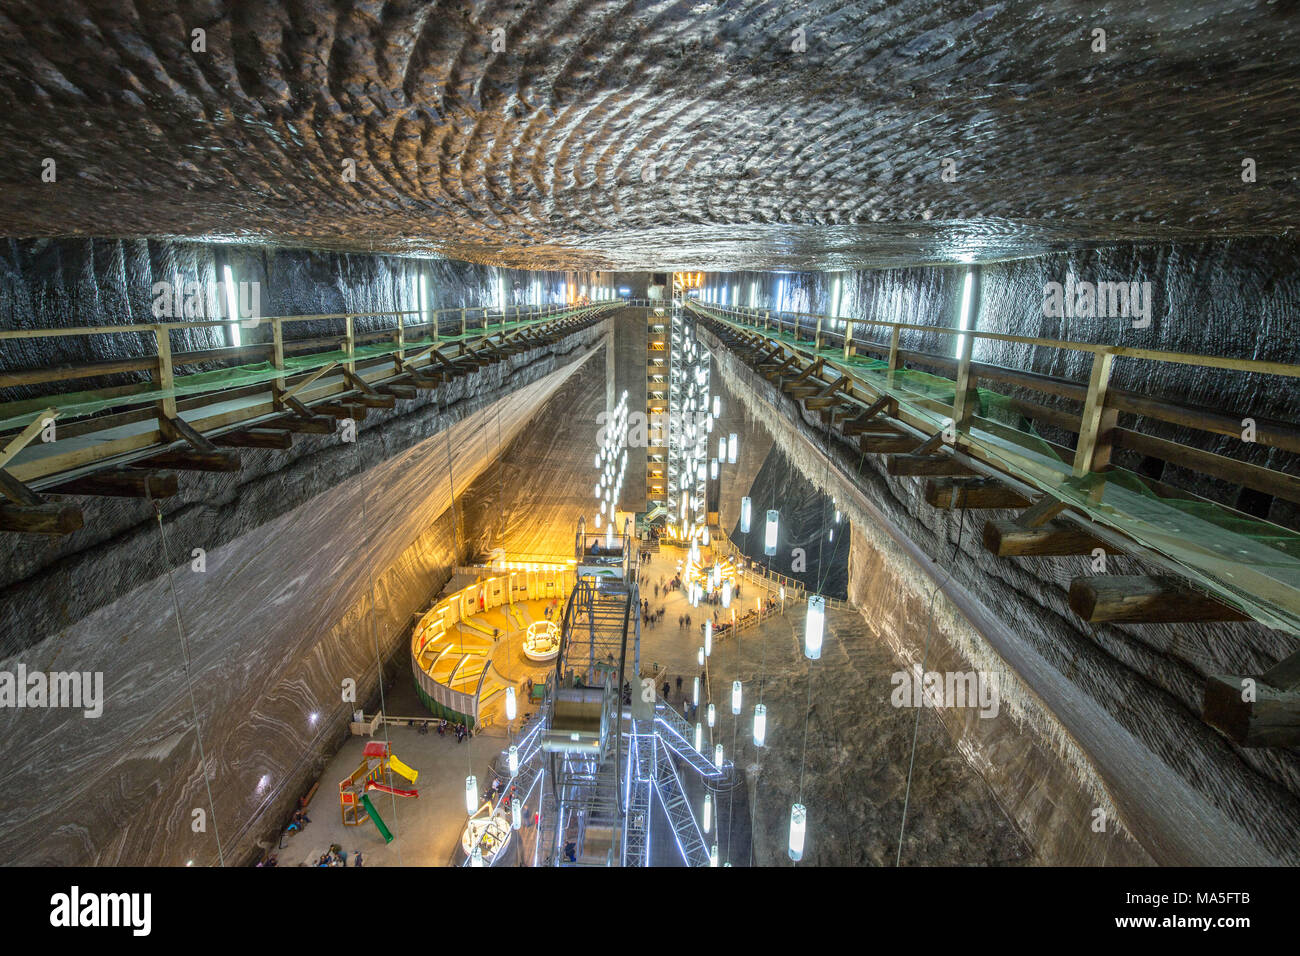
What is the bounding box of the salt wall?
[702,245,1300,865]
[0,241,612,864]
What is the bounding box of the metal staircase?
[653,736,711,867]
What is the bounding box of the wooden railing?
[0,302,613,489]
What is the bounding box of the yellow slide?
[388,755,418,784]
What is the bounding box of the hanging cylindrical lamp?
[731,680,742,715]
[764,509,779,556]
[753,703,767,747]
[465,775,478,815]
[714,743,724,767]
[507,744,519,775]
[511,800,523,831]
[693,675,700,705]
[710,844,719,867]
[505,686,517,720]
[697,646,705,667]
[707,703,716,728]
[718,438,726,459]
[694,722,703,751]
[704,620,712,657]
[703,793,713,833]
[740,496,752,534]
[713,395,721,418]
[696,462,706,481]
[728,433,738,464]
[470,846,485,867]
[722,580,732,608]
[805,594,825,661]
[788,804,807,861]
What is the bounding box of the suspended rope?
[149,495,225,867]
[895,504,967,866]
[353,424,405,866]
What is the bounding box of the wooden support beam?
[982,518,1122,557]
[885,454,978,477]
[50,469,179,499]
[842,395,896,434]
[1014,495,1068,529]
[787,357,824,387]
[1068,575,1251,624]
[141,448,242,472]
[214,429,294,450]
[351,393,397,409]
[0,407,58,469]
[803,375,849,409]
[160,415,217,453]
[911,431,945,456]
[0,467,44,506]
[925,478,1032,510]
[1074,351,1116,477]
[315,402,368,421]
[272,415,335,434]
[858,432,920,454]
[0,501,83,534]
[276,361,338,405]
[1202,671,1300,748]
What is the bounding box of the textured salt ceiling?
[0,0,1296,270]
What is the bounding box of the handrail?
[684,301,1300,380]
[689,300,1300,637]
[1,302,614,486]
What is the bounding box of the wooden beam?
[0,501,83,535]
[803,375,849,409]
[925,478,1032,510]
[276,361,338,405]
[842,395,896,434]
[141,448,242,472]
[982,518,1122,557]
[0,407,58,469]
[1203,671,1300,747]
[0,468,43,506]
[214,429,294,449]
[161,415,218,453]
[1014,495,1068,529]
[1074,351,1116,477]
[351,393,397,409]
[50,469,179,499]
[1068,575,1251,624]
[885,454,978,477]
[858,432,920,454]
[272,415,335,434]
[911,431,945,456]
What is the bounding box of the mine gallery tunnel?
[0,0,1298,881]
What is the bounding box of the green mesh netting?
[695,303,1300,637]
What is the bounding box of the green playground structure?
[359,794,394,844]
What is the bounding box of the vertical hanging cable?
[355,425,404,866]
[149,497,225,866]
[895,505,966,866]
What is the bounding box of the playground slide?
[387,754,419,783]
[508,604,526,628]
[359,794,394,844]
[366,782,419,798]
